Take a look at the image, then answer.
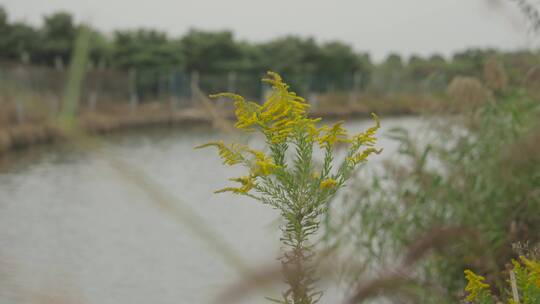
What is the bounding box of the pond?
[0,117,429,304]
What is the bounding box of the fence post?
[227,71,237,92]
[190,70,200,106]
[509,269,520,304]
[49,95,59,117]
[54,56,64,71]
[88,68,103,112]
[88,91,98,112]
[260,73,270,103]
[129,68,138,113]
[15,101,25,125]
[169,70,179,111]
[308,93,319,111]
[349,71,361,105]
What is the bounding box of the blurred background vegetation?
[1,5,539,102]
[0,1,539,304]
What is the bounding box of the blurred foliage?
[326,79,540,303]
[113,29,182,70]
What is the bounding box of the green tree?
[88,29,113,67]
[37,11,77,65]
[314,42,371,91]
[449,48,496,79]
[179,29,241,73]
[258,36,320,74]
[113,29,182,69]
[0,6,39,63]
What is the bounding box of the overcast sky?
[2,0,539,61]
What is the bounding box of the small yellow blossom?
[210,93,262,130]
[215,175,255,194]
[320,178,338,190]
[261,72,310,119]
[307,121,320,139]
[348,147,383,166]
[464,269,490,302]
[247,149,279,176]
[266,120,295,144]
[318,121,349,149]
[520,256,540,287]
[195,141,245,165]
[351,113,380,147]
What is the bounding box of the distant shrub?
[483,56,508,94]
[447,76,488,109]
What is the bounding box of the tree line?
[1,6,538,97]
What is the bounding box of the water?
[0,117,428,304]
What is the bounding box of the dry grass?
[314,91,444,117]
[446,76,489,110]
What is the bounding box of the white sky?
[2,0,539,61]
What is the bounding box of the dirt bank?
[0,103,419,157]
[0,108,214,156]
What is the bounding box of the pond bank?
[0,108,214,156]
[0,106,416,157]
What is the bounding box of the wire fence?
[0,63,452,125]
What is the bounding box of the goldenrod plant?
[464,256,540,304]
[196,72,381,304]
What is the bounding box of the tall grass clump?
[328,82,540,303]
[196,72,381,303]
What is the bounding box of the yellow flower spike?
[260,71,311,121]
[210,93,261,130]
[266,121,294,144]
[307,122,320,139]
[195,141,245,165]
[464,269,491,302]
[520,256,540,287]
[246,149,279,176]
[254,158,279,176]
[348,147,383,166]
[215,175,255,194]
[352,113,381,147]
[320,178,338,190]
[318,121,349,149]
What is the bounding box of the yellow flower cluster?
[215,176,255,194]
[195,141,245,165]
[517,256,540,288]
[209,93,261,130]
[464,269,491,302]
[352,113,381,146]
[320,178,338,190]
[247,148,279,176]
[199,72,381,196]
[348,113,382,166]
[195,142,279,194]
[348,147,382,166]
[318,121,349,149]
[213,72,319,144]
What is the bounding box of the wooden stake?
[509,269,520,304]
